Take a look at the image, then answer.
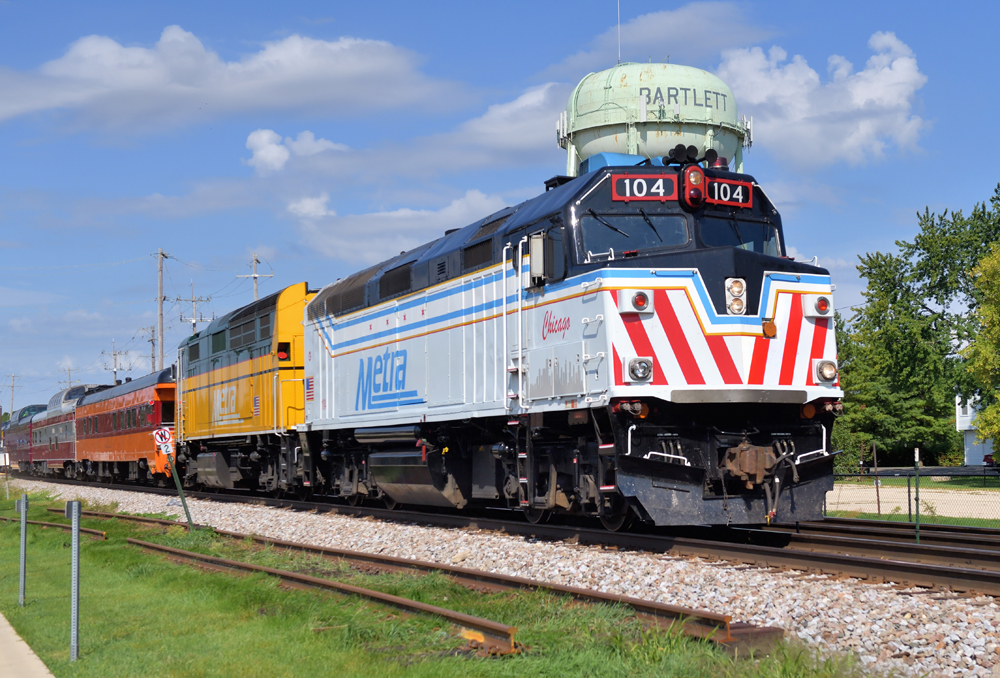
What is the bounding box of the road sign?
[153,428,172,445]
[158,443,173,456]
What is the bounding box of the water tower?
[557,62,751,176]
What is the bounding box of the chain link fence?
[825,467,1000,528]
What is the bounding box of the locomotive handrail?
[502,242,512,412]
[516,236,528,410]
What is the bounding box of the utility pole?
[177,282,211,335]
[102,339,130,384]
[59,367,78,389]
[237,252,272,301]
[153,249,171,371]
[140,326,157,374]
[4,374,20,416]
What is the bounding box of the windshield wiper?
[637,208,663,241]
[587,209,629,237]
[725,215,746,247]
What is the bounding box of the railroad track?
[12,473,1000,597]
[32,506,781,652]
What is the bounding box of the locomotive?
[8,63,843,528]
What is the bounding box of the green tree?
[964,243,1000,444]
[834,185,1000,466]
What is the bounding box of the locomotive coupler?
[722,436,777,490]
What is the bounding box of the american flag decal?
[253,396,260,416]
[305,377,315,402]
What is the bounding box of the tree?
[964,243,1000,443]
[833,185,1000,466]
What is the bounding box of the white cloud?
[0,25,463,130]
[246,129,347,175]
[246,129,291,173]
[288,192,336,219]
[717,32,928,167]
[294,190,507,264]
[285,131,347,156]
[548,3,774,76]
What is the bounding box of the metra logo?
[355,348,423,411]
[212,385,240,423]
[541,311,571,340]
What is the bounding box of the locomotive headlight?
[628,357,653,381]
[725,277,747,315]
[688,170,703,186]
[728,298,745,314]
[728,279,745,297]
[816,360,838,382]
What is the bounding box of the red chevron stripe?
[779,294,804,385]
[654,290,704,384]
[613,344,623,386]
[748,336,770,385]
[805,317,830,386]
[616,297,668,385]
[706,335,742,384]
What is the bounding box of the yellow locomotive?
[176,282,315,492]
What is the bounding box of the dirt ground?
[827,482,1000,521]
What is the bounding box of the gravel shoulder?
[9,479,1000,677]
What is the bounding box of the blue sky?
[2,0,999,408]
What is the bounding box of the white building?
[956,397,995,465]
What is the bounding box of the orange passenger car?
[75,368,176,480]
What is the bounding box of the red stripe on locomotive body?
[614,292,668,385]
[805,316,830,386]
[653,290,704,385]
[612,344,623,386]
[747,336,770,385]
[705,335,743,384]
[778,294,804,385]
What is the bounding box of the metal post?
[873,441,881,516]
[66,501,80,661]
[907,476,912,522]
[165,452,195,531]
[914,447,920,544]
[157,248,165,371]
[16,494,27,606]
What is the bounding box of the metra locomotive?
[7,63,843,528]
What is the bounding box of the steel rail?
[0,516,106,539]
[126,538,521,655]
[20,474,1000,595]
[53,507,779,650]
[798,516,1000,537]
[766,522,1000,551]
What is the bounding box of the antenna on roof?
[617,0,621,64]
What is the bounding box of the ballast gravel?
[10,479,1000,677]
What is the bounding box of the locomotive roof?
[77,368,175,407]
[180,288,282,346]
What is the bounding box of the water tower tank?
[557,63,751,176]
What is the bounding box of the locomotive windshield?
[580,212,688,260]
[699,216,781,257]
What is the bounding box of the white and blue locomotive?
[297,146,842,528]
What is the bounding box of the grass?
[834,475,1000,491]
[826,510,1000,529]
[0,490,870,678]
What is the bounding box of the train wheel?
[383,495,400,510]
[346,494,363,506]
[599,509,634,532]
[523,506,550,524]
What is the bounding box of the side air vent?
[379,263,412,299]
[434,259,448,283]
[471,215,509,241]
[320,264,381,316]
[462,240,494,271]
[188,342,201,362]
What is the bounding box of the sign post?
[15,494,27,607]
[914,447,921,545]
[154,429,195,531]
[65,500,80,661]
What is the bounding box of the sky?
[2,0,999,409]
